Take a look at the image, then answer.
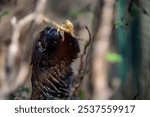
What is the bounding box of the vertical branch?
[91,0,115,99]
[0,45,6,99]
[0,0,48,99]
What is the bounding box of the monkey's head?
[37,27,62,53]
[31,26,80,66]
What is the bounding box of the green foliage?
[8,86,30,100]
[0,10,9,19]
[18,86,30,93]
[106,52,122,63]
[9,95,16,100]
[129,4,139,17]
[114,19,128,29]
[114,20,123,29]
[68,10,83,18]
[79,90,85,100]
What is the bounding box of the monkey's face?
[37,27,62,52]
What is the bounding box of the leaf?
[68,10,83,18]
[106,52,122,63]
[130,3,139,17]
[21,86,29,93]
[114,20,121,29]
[79,90,85,100]
[0,11,9,18]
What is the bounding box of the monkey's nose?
[47,28,60,40]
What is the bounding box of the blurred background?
[0,0,149,100]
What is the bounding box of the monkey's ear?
[37,40,46,52]
[37,31,47,52]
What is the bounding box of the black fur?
[30,27,80,100]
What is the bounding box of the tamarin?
[30,21,80,100]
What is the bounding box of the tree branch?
[91,0,115,99]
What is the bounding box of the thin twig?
[43,16,71,33]
[71,26,92,97]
